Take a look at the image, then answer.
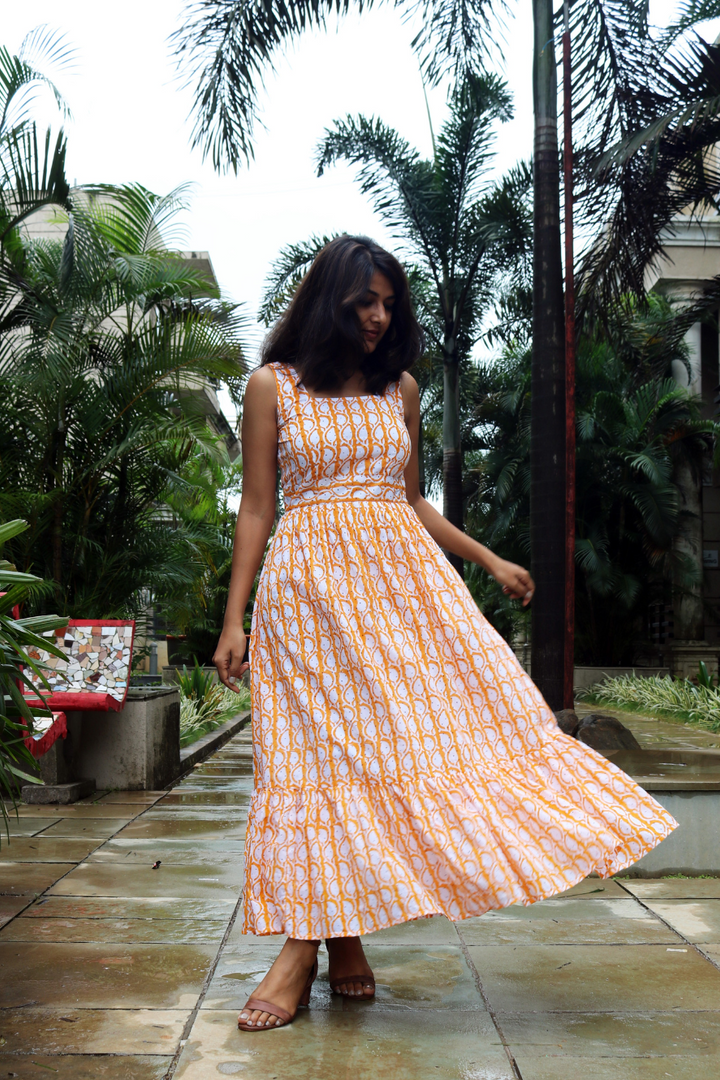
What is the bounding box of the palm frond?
[259,233,338,325]
[172,0,384,171]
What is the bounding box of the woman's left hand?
[492,558,535,606]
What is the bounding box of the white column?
[672,321,702,396]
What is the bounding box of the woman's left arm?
[401,372,535,606]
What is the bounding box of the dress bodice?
[269,363,411,509]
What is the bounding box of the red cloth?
[23,711,67,758]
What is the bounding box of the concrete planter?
[162,664,219,686]
[573,666,670,691]
[609,748,720,876]
[23,687,181,800]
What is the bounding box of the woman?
[214,235,676,1033]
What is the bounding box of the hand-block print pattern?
[243,363,677,940]
[25,622,133,702]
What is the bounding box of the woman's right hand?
[213,628,249,692]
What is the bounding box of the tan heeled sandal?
[237,958,318,1032]
[325,939,375,999]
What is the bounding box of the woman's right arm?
[213,367,279,690]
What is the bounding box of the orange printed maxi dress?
[243,363,676,939]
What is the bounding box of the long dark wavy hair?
[261,235,423,394]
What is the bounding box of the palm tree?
[0,27,72,263]
[0,183,248,618]
[317,74,530,573]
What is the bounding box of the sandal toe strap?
[240,998,292,1024]
[330,974,375,989]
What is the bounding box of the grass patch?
[578,673,720,732]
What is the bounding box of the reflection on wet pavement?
[1,725,719,1078]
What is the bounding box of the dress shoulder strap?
[267,363,300,426]
[388,373,406,417]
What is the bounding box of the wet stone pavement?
[1,729,720,1079]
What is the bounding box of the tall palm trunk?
[531,0,566,709]
[443,339,464,578]
[51,414,66,594]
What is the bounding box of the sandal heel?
[299,958,318,1007]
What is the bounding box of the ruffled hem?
[241,735,678,939]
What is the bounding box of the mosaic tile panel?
[26,623,134,703]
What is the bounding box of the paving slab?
[501,1009,720,1058]
[38,818,134,839]
[175,1008,512,1080]
[344,914,458,946]
[0,838,99,862]
[553,878,629,898]
[49,861,243,899]
[456,898,678,946]
[0,916,229,943]
[469,943,720,1013]
[2,817,61,837]
[512,1053,720,1079]
[93,792,167,804]
[12,804,145,818]
[203,944,483,1013]
[22,896,236,920]
[192,765,253,776]
[0,863,75,896]
[0,941,217,1008]
[701,944,720,967]
[0,896,29,927]
[175,778,254,791]
[160,791,251,807]
[85,840,244,864]
[0,1006,189,1054]
[639,899,720,942]
[115,816,246,840]
[620,879,720,899]
[0,1054,172,1079]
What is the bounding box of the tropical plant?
[467,297,716,664]
[177,657,216,700]
[0,183,248,620]
[580,672,720,732]
[0,519,65,841]
[315,75,531,571]
[179,680,251,746]
[0,27,71,264]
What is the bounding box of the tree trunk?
[51,421,66,593]
[531,0,566,709]
[443,349,464,578]
[672,455,704,641]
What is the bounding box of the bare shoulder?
[399,371,420,413]
[244,366,277,410]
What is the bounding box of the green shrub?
[0,520,65,840]
[579,671,720,731]
[179,681,251,747]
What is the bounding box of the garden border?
[178,709,251,775]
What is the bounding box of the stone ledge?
[21,778,96,805]
[179,710,251,774]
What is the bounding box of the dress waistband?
[283,496,406,512]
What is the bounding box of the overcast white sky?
[4,0,718,417]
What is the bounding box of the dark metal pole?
[530,0,566,710]
[562,0,576,711]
